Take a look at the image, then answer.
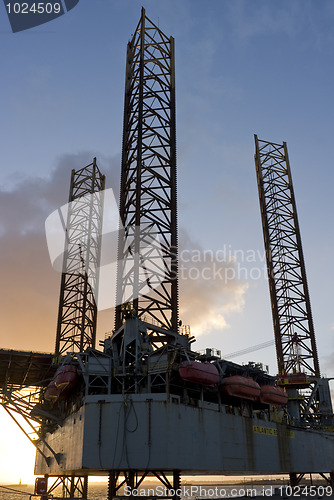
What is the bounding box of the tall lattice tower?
[115,8,178,332]
[55,159,105,355]
[254,135,320,378]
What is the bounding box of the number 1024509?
[6,2,62,14]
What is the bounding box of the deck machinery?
[1,8,334,499]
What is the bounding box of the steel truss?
[115,7,179,333]
[33,475,88,499]
[0,351,60,463]
[108,470,181,500]
[32,471,182,500]
[254,136,320,377]
[55,159,105,355]
[0,384,61,465]
[289,472,334,488]
[104,316,190,394]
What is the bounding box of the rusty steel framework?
[108,470,181,500]
[254,135,320,377]
[42,476,88,499]
[55,159,105,356]
[115,7,178,333]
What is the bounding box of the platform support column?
[173,470,181,500]
[106,470,182,500]
[289,473,309,488]
[108,471,119,500]
[128,470,135,491]
[68,475,87,499]
[45,475,88,499]
[289,473,298,487]
[70,475,75,498]
[330,472,334,488]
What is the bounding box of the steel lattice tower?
[115,8,179,332]
[55,159,105,355]
[254,135,320,377]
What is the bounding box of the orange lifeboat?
[179,361,219,387]
[54,364,78,392]
[44,365,78,403]
[259,385,288,407]
[221,375,261,401]
[44,381,61,402]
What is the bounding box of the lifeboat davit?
[259,385,288,407]
[221,375,261,401]
[179,361,219,387]
[44,365,78,403]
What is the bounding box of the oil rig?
[0,9,334,499]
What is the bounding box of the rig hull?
[35,394,334,476]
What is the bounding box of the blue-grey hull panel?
[35,394,334,476]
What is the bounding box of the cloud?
[178,229,248,338]
[0,230,59,351]
[0,152,119,352]
[321,351,334,379]
[0,151,249,353]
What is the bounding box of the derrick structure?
[55,159,105,356]
[115,7,178,333]
[254,136,319,378]
[254,136,332,431]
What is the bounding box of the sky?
[0,0,334,484]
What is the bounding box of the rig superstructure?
[0,9,333,500]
